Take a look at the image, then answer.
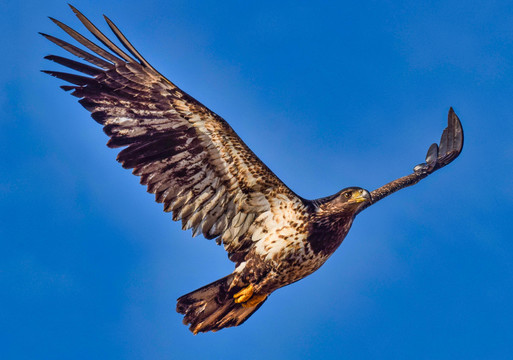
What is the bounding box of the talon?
[234,284,254,304]
[233,284,268,307]
[241,293,268,308]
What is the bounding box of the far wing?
[362,108,464,210]
[42,5,306,262]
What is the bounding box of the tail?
[176,274,267,334]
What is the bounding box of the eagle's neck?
[307,207,357,256]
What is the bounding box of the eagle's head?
[338,187,371,205]
[316,187,371,217]
[336,187,371,212]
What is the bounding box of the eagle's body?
[42,6,464,334]
[177,188,369,332]
[231,188,366,291]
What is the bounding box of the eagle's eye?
[344,192,352,199]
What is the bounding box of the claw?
[233,284,268,307]
[234,284,254,304]
[241,293,268,308]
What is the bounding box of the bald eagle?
[42,6,464,334]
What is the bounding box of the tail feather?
[176,274,266,334]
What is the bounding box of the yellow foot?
[233,284,268,308]
[234,284,254,304]
[241,293,268,308]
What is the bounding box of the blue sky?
[2,0,513,358]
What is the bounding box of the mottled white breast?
[250,194,312,265]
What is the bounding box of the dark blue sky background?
[2,1,513,359]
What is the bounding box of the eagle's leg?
[233,273,273,308]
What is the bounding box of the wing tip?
[48,16,64,27]
[68,3,79,13]
[447,106,464,153]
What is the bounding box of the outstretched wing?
[41,5,306,261]
[362,108,464,210]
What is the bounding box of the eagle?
[42,6,464,334]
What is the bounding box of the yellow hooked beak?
[348,189,372,204]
